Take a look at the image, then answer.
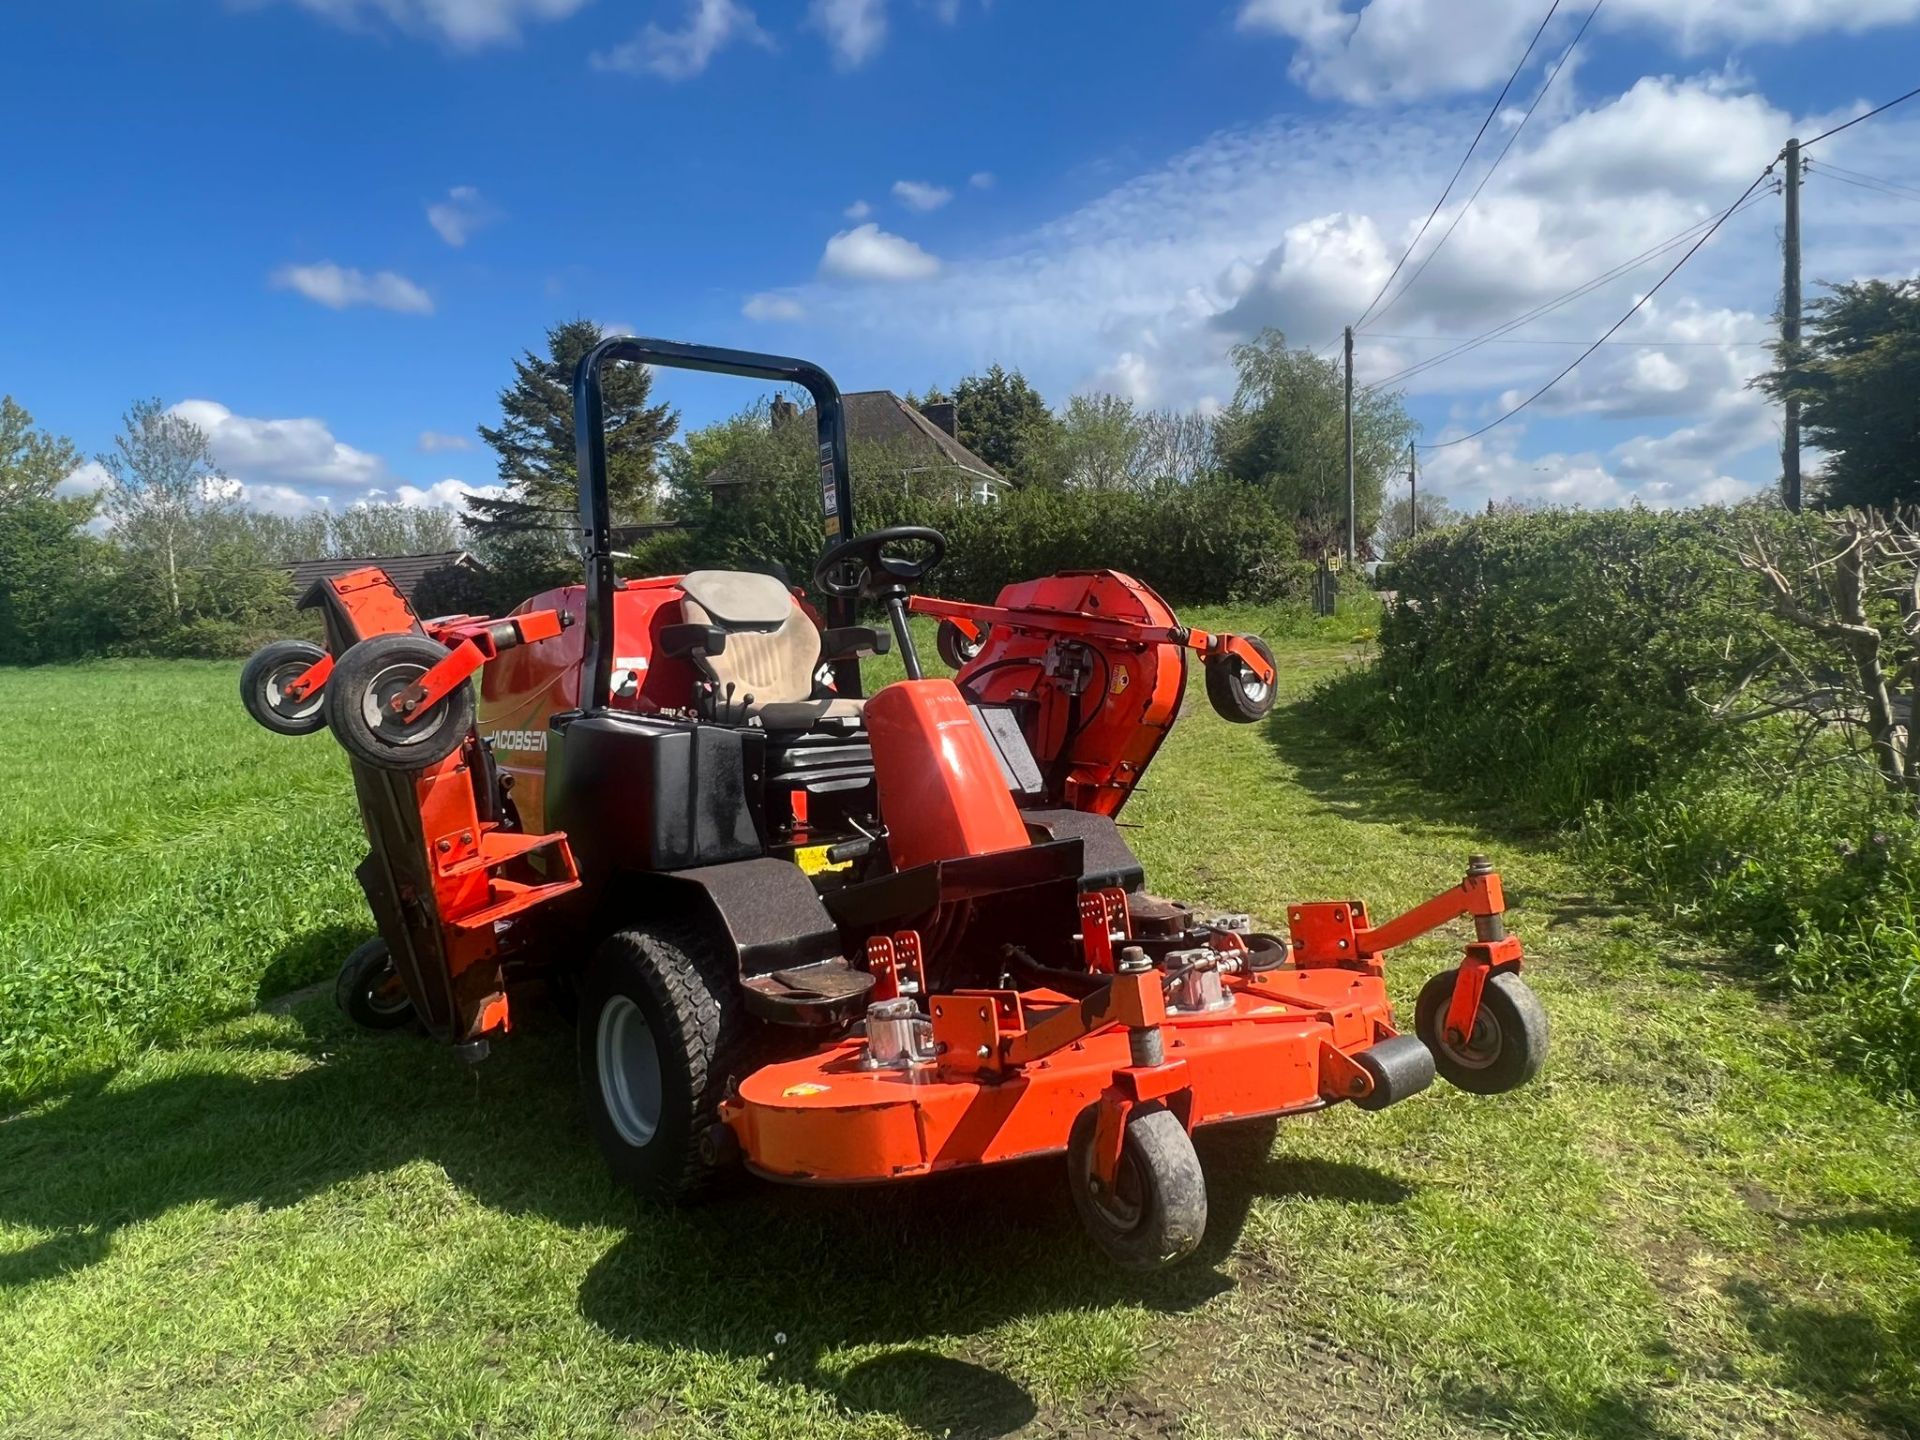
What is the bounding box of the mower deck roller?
[239,334,1547,1270]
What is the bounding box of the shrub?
[1324,503,1920,1095]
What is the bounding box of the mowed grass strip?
[1,625,1917,1439]
[0,661,367,1101]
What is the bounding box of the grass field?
[3,616,1919,1439]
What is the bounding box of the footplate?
[742,958,877,1027]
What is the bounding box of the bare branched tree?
[1735,509,1920,806]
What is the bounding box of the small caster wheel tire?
[323,634,474,772]
[335,938,415,1030]
[1204,636,1276,724]
[1067,1104,1207,1271]
[935,619,986,671]
[240,639,329,736]
[1350,1033,1436,1111]
[1415,969,1549,1095]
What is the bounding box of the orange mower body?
[239,336,1547,1269]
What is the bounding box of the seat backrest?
[678,569,820,707]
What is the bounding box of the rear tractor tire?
[935,619,986,671]
[240,639,329,736]
[323,633,474,772]
[1415,969,1549,1095]
[1067,1104,1207,1271]
[1204,636,1277,724]
[578,925,755,1202]
[335,938,415,1030]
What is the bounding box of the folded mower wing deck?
[240,337,1546,1269]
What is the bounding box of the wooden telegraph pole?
[1782,137,1803,513]
[1344,325,1356,562]
[1408,442,1418,540]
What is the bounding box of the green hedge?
[1325,504,1920,1094]
[631,475,1307,609]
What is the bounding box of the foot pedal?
[741,958,876,1027]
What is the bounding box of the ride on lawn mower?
[241,337,1547,1269]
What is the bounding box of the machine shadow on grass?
[576,1120,1413,1437]
[0,967,1418,1437]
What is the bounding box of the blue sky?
[5,0,1919,517]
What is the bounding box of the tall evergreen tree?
[1758,278,1920,509]
[952,364,1056,486]
[466,319,679,569]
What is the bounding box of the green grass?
[4,622,1919,1439]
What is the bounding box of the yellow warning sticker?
[793,844,851,875]
[783,1082,831,1097]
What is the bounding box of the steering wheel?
[813,526,948,599]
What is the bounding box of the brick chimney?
[918,398,957,438]
[771,395,798,428]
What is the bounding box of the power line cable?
[1800,84,1920,149]
[1419,165,1777,450]
[1806,163,1920,203]
[1351,0,1564,331]
[1365,0,1603,330]
[1367,188,1774,390]
[1808,159,1920,201]
[1368,333,1773,346]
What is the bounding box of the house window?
[972,479,1000,505]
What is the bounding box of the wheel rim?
[1440,1004,1503,1070]
[363,963,411,1018]
[359,661,446,748]
[597,995,664,1147]
[1086,1148,1145,1232]
[265,661,325,722]
[1232,660,1270,708]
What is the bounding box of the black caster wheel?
[1204,636,1276,723]
[935,619,986,670]
[240,639,329,736]
[1067,1104,1207,1271]
[335,938,415,1030]
[323,633,474,772]
[1415,969,1549,1094]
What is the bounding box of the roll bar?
[572,336,859,712]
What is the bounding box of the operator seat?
[677,569,866,731]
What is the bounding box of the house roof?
[286,550,482,600]
[709,391,1010,489]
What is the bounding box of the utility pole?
[1408,442,1418,541]
[1782,136,1802,513]
[1343,325,1356,563]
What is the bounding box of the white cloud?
[392,479,506,508]
[274,0,592,49]
[810,0,886,68]
[743,291,807,321]
[844,199,873,220]
[271,262,434,315]
[969,171,996,189]
[819,223,942,281]
[892,179,953,212]
[426,185,498,246]
[170,400,389,490]
[56,460,111,499]
[1239,0,1920,104]
[760,74,1915,507]
[418,430,474,452]
[591,0,772,79]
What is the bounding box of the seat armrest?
[659,623,727,659]
[819,626,890,661]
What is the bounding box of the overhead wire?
[1366,187,1775,391]
[1350,0,1565,331]
[1806,162,1920,203]
[1419,165,1779,451]
[1364,0,1604,330]
[1807,158,1920,201]
[1799,84,1920,149]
